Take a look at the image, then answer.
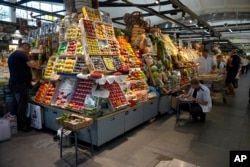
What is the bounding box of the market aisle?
[0,73,249,167]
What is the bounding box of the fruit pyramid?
[117,36,142,68]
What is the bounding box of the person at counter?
[195,48,217,75]
[179,78,212,122]
[8,43,38,132]
[212,54,226,74]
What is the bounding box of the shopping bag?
[30,104,42,129]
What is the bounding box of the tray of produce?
[73,56,86,73]
[57,41,68,55]
[43,57,56,80]
[86,38,99,55]
[102,81,129,110]
[65,40,77,55]
[83,19,96,38]
[90,56,107,71]
[34,82,49,103]
[102,56,116,71]
[82,7,101,22]
[104,25,115,39]
[95,23,106,39]
[41,82,57,105]
[54,57,76,73]
[66,79,95,111]
[51,77,77,108]
[108,40,119,55]
[56,113,93,130]
[98,40,110,55]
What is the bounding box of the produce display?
[103,56,116,71]
[82,7,100,22]
[126,69,147,80]
[103,82,128,109]
[66,40,77,55]
[117,36,142,68]
[52,78,77,107]
[74,57,86,73]
[112,56,123,69]
[83,20,96,37]
[95,23,106,39]
[98,40,110,55]
[86,38,99,55]
[108,40,119,55]
[41,82,57,105]
[65,25,82,41]
[67,79,95,110]
[43,57,55,79]
[105,25,115,39]
[90,56,107,71]
[76,41,83,55]
[57,41,67,55]
[54,57,76,73]
[129,80,149,91]
[34,82,49,102]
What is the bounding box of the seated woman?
[179,78,212,122]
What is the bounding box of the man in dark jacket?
[8,43,37,131]
[225,50,241,96]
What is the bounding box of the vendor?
[212,54,226,74]
[195,48,217,75]
[179,78,212,122]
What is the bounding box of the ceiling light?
[228,29,233,33]
[189,19,193,23]
[155,0,160,4]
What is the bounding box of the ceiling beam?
[99,0,171,7]
[112,9,183,21]
[169,0,221,37]
[17,0,64,5]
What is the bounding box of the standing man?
[196,48,217,75]
[8,43,37,132]
[225,50,241,96]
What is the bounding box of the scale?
[83,85,115,117]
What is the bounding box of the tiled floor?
[0,73,249,167]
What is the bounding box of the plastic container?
[0,118,11,142]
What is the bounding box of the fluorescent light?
[155,0,160,4]
[228,29,233,33]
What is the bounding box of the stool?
[60,126,94,167]
[176,99,193,126]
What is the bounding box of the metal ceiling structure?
[1,0,250,53]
